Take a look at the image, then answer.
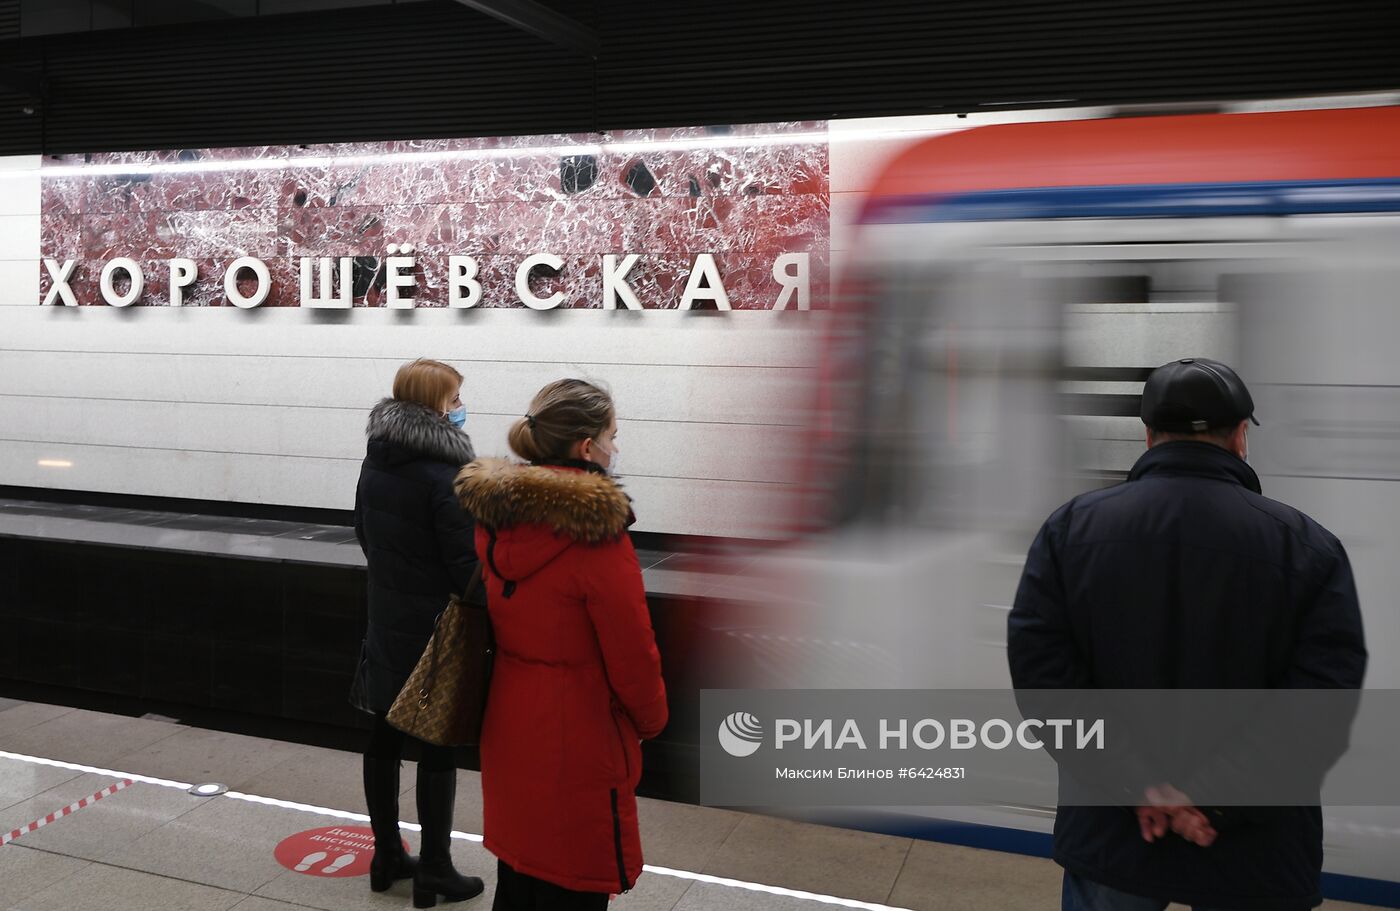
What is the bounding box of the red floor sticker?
[274,825,407,878]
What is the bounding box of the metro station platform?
[0,698,1383,911]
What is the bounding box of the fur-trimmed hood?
[365,397,475,467]
[455,458,632,583]
[455,458,631,543]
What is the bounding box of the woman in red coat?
[454,378,668,911]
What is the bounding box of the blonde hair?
[392,358,463,412]
[508,379,614,462]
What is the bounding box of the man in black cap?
[1007,357,1366,911]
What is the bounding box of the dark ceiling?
[1,0,1397,154]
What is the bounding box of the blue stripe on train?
[827,811,1400,908]
[862,178,1400,223]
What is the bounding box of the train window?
[1046,274,1149,304]
[825,252,1251,532]
[826,261,1066,533]
[1049,258,1242,480]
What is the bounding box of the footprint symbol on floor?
[321,853,357,875]
[294,851,328,872]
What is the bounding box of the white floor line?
[0,749,916,910]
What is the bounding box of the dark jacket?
[351,398,478,714]
[1008,441,1366,911]
[454,458,667,894]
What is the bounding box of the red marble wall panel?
[41,213,84,259]
[84,170,276,214]
[40,178,85,215]
[40,122,829,308]
[278,207,385,256]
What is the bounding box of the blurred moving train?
[735,100,1400,903]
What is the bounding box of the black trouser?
[364,712,456,771]
[492,859,609,910]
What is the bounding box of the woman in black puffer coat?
[351,357,485,907]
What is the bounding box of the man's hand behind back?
[1136,784,1218,847]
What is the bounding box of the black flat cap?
[1141,357,1259,432]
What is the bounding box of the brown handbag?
[386,564,494,747]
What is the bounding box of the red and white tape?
[1,778,134,846]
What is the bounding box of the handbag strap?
[419,563,486,697]
[461,562,485,605]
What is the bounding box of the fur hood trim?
[366,398,475,466]
[454,458,631,543]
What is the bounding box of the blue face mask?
[446,407,467,429]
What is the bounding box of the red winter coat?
[454,458,668,895]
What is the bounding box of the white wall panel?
[0,260,39,307]
[0,396,363,460]
[0,439,787,538]
[0,172,41,217]
[0,215,39,262]
[0,349,807,424]
[456,415,802,486]
[0,157,40,308]
[0,439,359,511]
[0,396,801,484]
[621,474,793,539]
[0,307,820,367]
[0,304,819,537]
[0,156,42,172]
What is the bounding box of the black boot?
[363,756,418,892]
[413,767,485,908]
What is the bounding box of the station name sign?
[40,249,813,311]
